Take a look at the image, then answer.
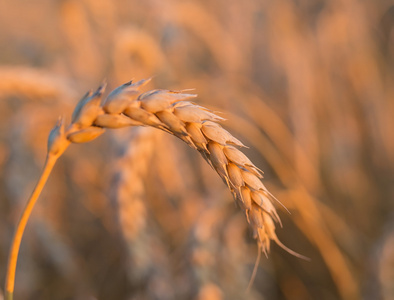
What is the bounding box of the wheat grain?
[50,78,305,258]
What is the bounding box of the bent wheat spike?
[5,78,306,300]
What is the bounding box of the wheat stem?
[4,153,60,300]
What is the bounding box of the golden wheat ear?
[5,78,306,300]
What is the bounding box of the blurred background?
[0,0,394,299]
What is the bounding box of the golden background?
[0,0,393,299]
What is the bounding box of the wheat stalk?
[5,78,306,300]
[114,128,156,242]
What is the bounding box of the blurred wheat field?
[1,0,394,299]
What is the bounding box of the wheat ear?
[5,78,307,299]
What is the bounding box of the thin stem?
[4,153,59,300]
